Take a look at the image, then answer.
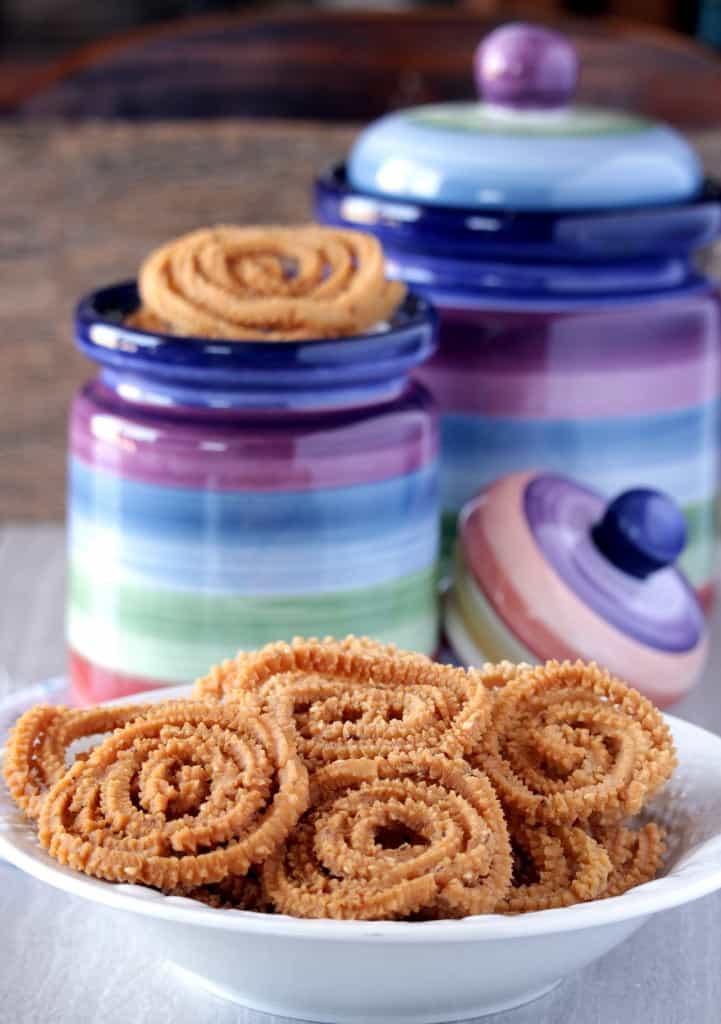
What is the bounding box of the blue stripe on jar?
[68,457,440,592]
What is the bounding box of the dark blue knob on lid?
[591,489,687,579]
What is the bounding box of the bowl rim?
[2,687,721,944]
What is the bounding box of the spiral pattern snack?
[595,823,666,898]
[263,754,512,920]
[2,703,151,819]
[38,700,309,891]
[498,822,612,913]
[477,661,677,826]
[4,647,675,919]
[192,635,432,703]
[208,637,492,765]
[131,225,407,341]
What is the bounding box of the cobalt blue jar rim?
[74,282,437,411]
[316,164,721,263]
[75,282,434,358]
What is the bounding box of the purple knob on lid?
[591,489,687,580]
[474,22,579,110]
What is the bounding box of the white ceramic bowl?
[3,684,721,1024]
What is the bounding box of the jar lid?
[455,470,705,675]
[348,23,703,211]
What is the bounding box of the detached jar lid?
[447,471,707,705]
[348,23,703,210]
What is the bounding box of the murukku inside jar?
[68,231,440,705]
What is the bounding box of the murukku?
[476,660,530,691]
[133,225,406,341]
[595,822,666,898]
[477,661,677,826]
[192,650,254,703]
[212,637,492,765]
[2,703,152,820]
[38,700,309,891]
[179,869,273,912]
[192,635,430,704]
[497,822,612,914]
[262,754,512,920]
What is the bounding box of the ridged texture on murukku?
[216,637,491,766]
[132,225,406,341]
[2,703,152,820]
[595,822,666,898]
[38,700,309,891]
[497,822,612,914]
[477,661,677,826]
[262,755,512,920]
[191,636,421,704]
[476,661,531,691]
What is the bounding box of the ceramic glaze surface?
[317,172,721,608]
[447,471,707,705]
[316,24,721,624]
[348,110,700,211]
[67,285,440,704]
[347,24,702,210]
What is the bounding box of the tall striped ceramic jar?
[67,283,439,704]
[316,25,721,620]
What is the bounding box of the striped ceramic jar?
[416,295,721,610]
[317,171,721,612]
[67,283,440,704]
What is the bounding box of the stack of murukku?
[3,637,676,920]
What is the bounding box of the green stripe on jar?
[68,563,440,682]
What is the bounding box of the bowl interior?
[2,685,721,942]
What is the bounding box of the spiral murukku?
[595,822,666,898]
[2,703,152,820]
[4,647,678,920]
[192,635,431,704]
[262,755,512,920]
[38,700,309,891]
[217,637,491,765]
[477,661,677,826]
[133,225,406,341]
[497,822,612,914]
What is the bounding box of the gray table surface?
[1,523,720,1024]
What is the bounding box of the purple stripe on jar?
[70,379,439,492]
[414,295,721,418]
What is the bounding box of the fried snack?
[2,703,152,820]
[262,755,512,920]
[192,635,431,704]
[476,660,530,691]
[193,650,253,702]
[477,661,676,826]
[207,637,491,765]
[595,822,666,898]
[179,869,273,912]
[133,225,406,341]
[38,700,309,891]
[497,822,612,914]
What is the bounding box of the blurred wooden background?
[1,3,721,521]
[0,0,708,113]
[5,9,721,124]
